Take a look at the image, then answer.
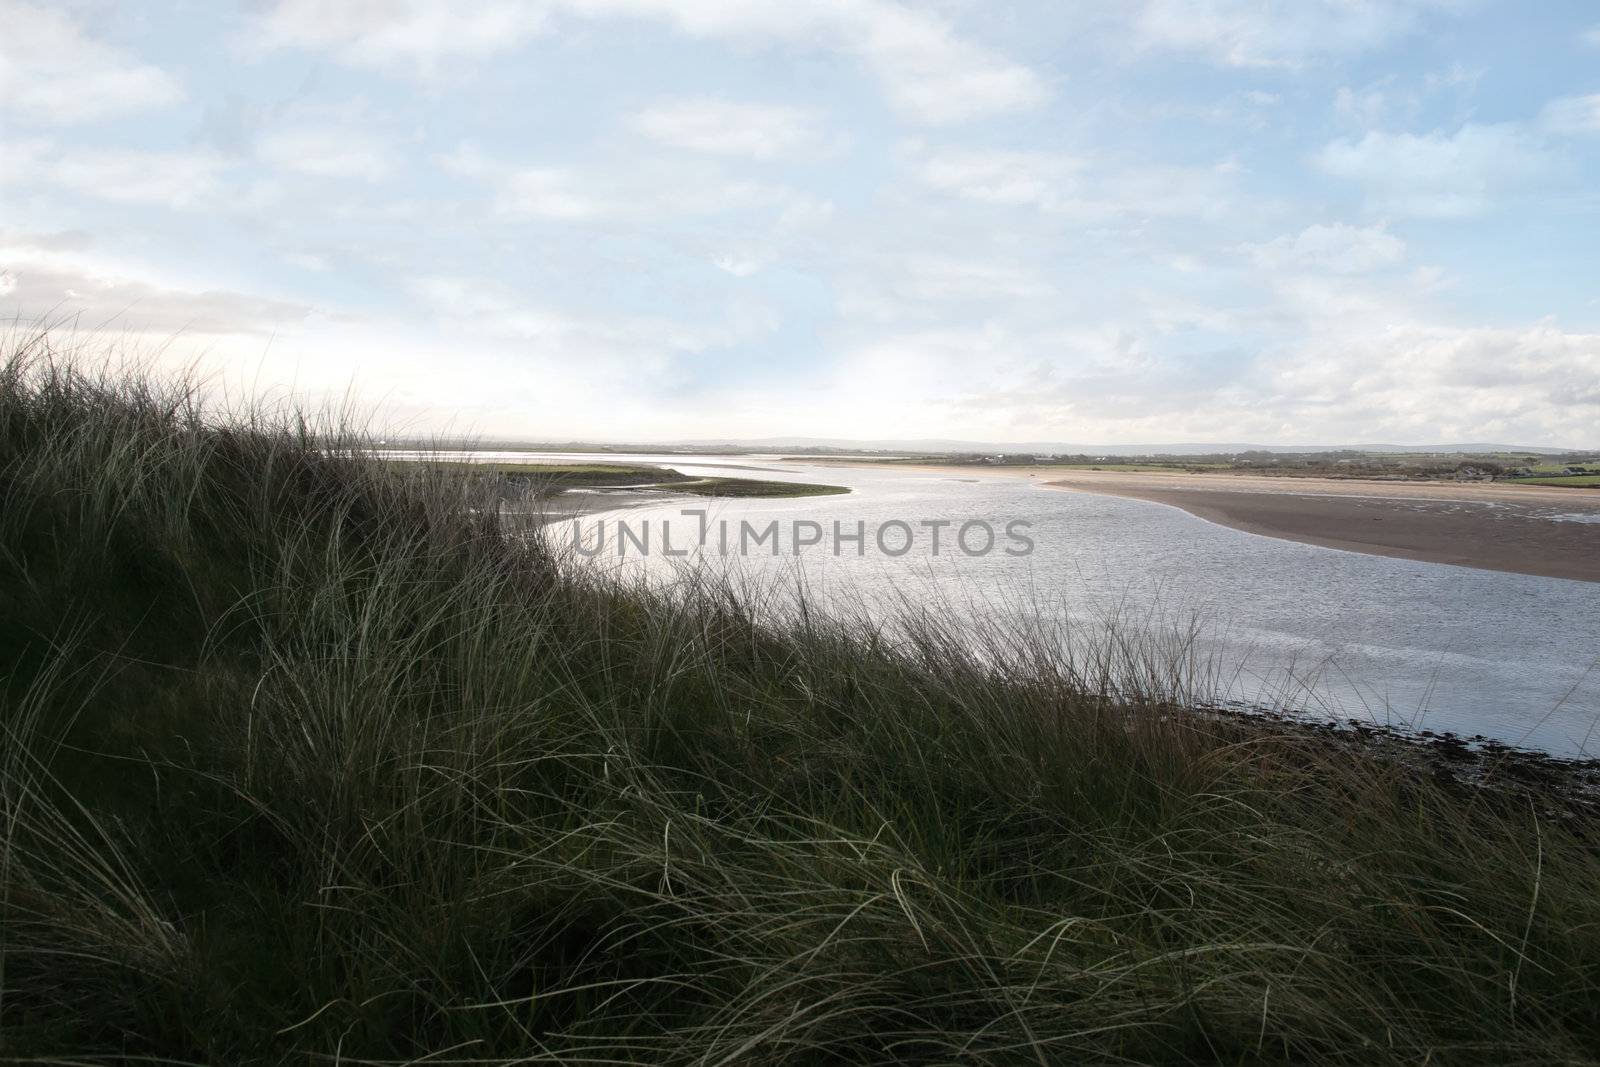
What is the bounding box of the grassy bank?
[3,336,1600,1064]
[669,476,851,497]
[432,460,691,483]
[410,460,850,498]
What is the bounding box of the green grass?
[668,476,850,497]
[4,331,1600,1064]
[1515,475,1600,487]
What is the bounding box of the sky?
[2,1,1598,447]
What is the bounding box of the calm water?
[440,451,1600,757]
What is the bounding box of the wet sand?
[815,463,1600,583]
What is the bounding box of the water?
[434,451,1600,757]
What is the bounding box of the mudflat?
[1037,469,1600,583]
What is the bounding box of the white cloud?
[1131,0,1460,68]
[438,147,604,219]
[1332,66,1480,130]
[0,1,183,124]
[439,145,831,224]
[0,138,52,185]
[285,252,332,272]
[1539,94,1600,136]
[838,253,1053,325]
[251,0,1045,123]
[889,256,1053,303]
[1584,24,1600,48]
[826,0,1046,122]
[910,145,1239,221]
[257,126,396,181]
[1334,82,1408,128]
[1248,223,1406,275]
[915,147,1078,207]
[408,274,775,382]
[793,313,1600,446]
[1,142,230,208]
[1316,124,1555,217]
[631,99,828,160]
[252,1,546,72]
[1266,323,1600,443]
[0,232,310,336]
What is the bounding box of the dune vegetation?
[3,332,1600,1065]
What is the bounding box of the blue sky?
[2,1,1598,446]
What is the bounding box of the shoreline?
[806,462,1600,583]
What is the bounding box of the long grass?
[2,330,1599,1064]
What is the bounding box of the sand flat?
[1038,470,1600,583]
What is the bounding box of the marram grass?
[2,331,1599,1064]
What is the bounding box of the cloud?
[0,1,183,124]
[0,138,52,185]
[1316,124,1556,217]
[1331,66,1481,131]
[798,314,1600,446]
[1,141,230,208]
[915,147,1078,207]
[406,274,778,397]
[257,126,397,181]
[252,1,546,72]
[1130,0,1461,68]
[837,253,1053,326]
[439,145,830,224]
[909,144,1239,221]
[630,99,829,161]
[439,150,646,220]
[823,0,1046,122]
[1266,323,1600,443]
[1248,223,1406,274]
[0,232,310,337]
[284,252,332,272]
[1334,81,1410,128]
[251,0,1045,123]
[1539,94,1600,136]
[880,255,1053,304]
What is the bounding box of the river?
[429,451,1600,757]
